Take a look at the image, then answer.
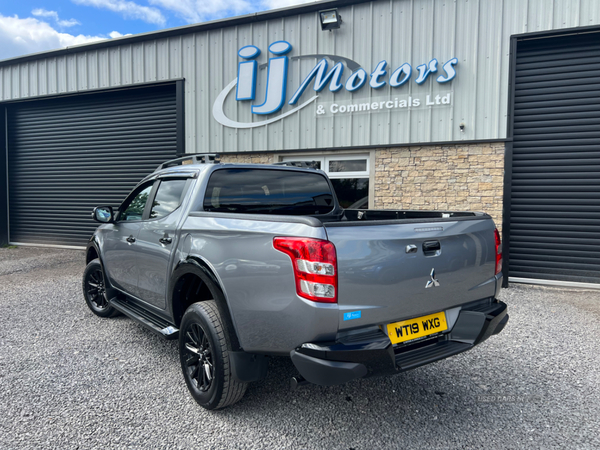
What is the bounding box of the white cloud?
[147,0,323,25]
[32,8,81,28]
[32,9,60,20]
[262,0,321,9]
[72,0,166,26]
[0,14,122,61]
[58,18,82,27]
[109,31,132,38]
[148,0,253,24]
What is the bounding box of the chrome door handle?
[159,237,172,245]
[126,235,136,243]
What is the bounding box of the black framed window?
[119,183,153,221]
[150,179,188,219]
[203,168,335,215]
[281,154,370,209]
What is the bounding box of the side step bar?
[109,298,179,340]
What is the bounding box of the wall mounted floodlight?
[319,9,342,31]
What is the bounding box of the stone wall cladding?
[218,143,505,231]
[373,143,505,231]
[219,154,277,164]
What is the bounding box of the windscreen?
[203,168,335,215]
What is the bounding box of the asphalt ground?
[0,246,599,450]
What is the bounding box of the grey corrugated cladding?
[2,0,600,153]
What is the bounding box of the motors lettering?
[395,317,441,338]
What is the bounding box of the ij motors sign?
[212,41,457,129]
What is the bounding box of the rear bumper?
[290,299,508,386]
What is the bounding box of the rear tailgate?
[324,216,498,331]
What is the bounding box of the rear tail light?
[273,237,338,303]
[494,228,503,275]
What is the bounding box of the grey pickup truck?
[84,154,508,410]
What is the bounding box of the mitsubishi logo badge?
[426,268,440,288]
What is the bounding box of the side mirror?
[92,206,114,223]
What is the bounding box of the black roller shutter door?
[510,33,600,284]
[7,83,179,247]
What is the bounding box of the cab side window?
[150,179,187,219]
[120,184,153,221]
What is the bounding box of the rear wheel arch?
[169,258,242,351]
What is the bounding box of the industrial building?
[1,0,600,288]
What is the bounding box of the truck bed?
[321,210,498,332]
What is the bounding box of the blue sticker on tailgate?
[343,311,362,321]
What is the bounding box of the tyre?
[179,300,247,410]
[82,259,120,318]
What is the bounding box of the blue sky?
[0,0,319,61]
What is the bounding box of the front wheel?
[82,259,120,318]
[179,301,247,410]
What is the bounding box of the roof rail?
[156,154,220,171]
[272,160,320,170]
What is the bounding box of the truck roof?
[140,155,325,184]
[154,154,321,173]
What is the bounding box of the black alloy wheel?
[183,323,214,392]
[82,258,120,318]
[179,300,247,409]
[87,268,108,310]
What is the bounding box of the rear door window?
[150,179,188,219]
[203,169,335,215]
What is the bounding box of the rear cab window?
[202,168,335,215]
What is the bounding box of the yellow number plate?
[386,311,448,345]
